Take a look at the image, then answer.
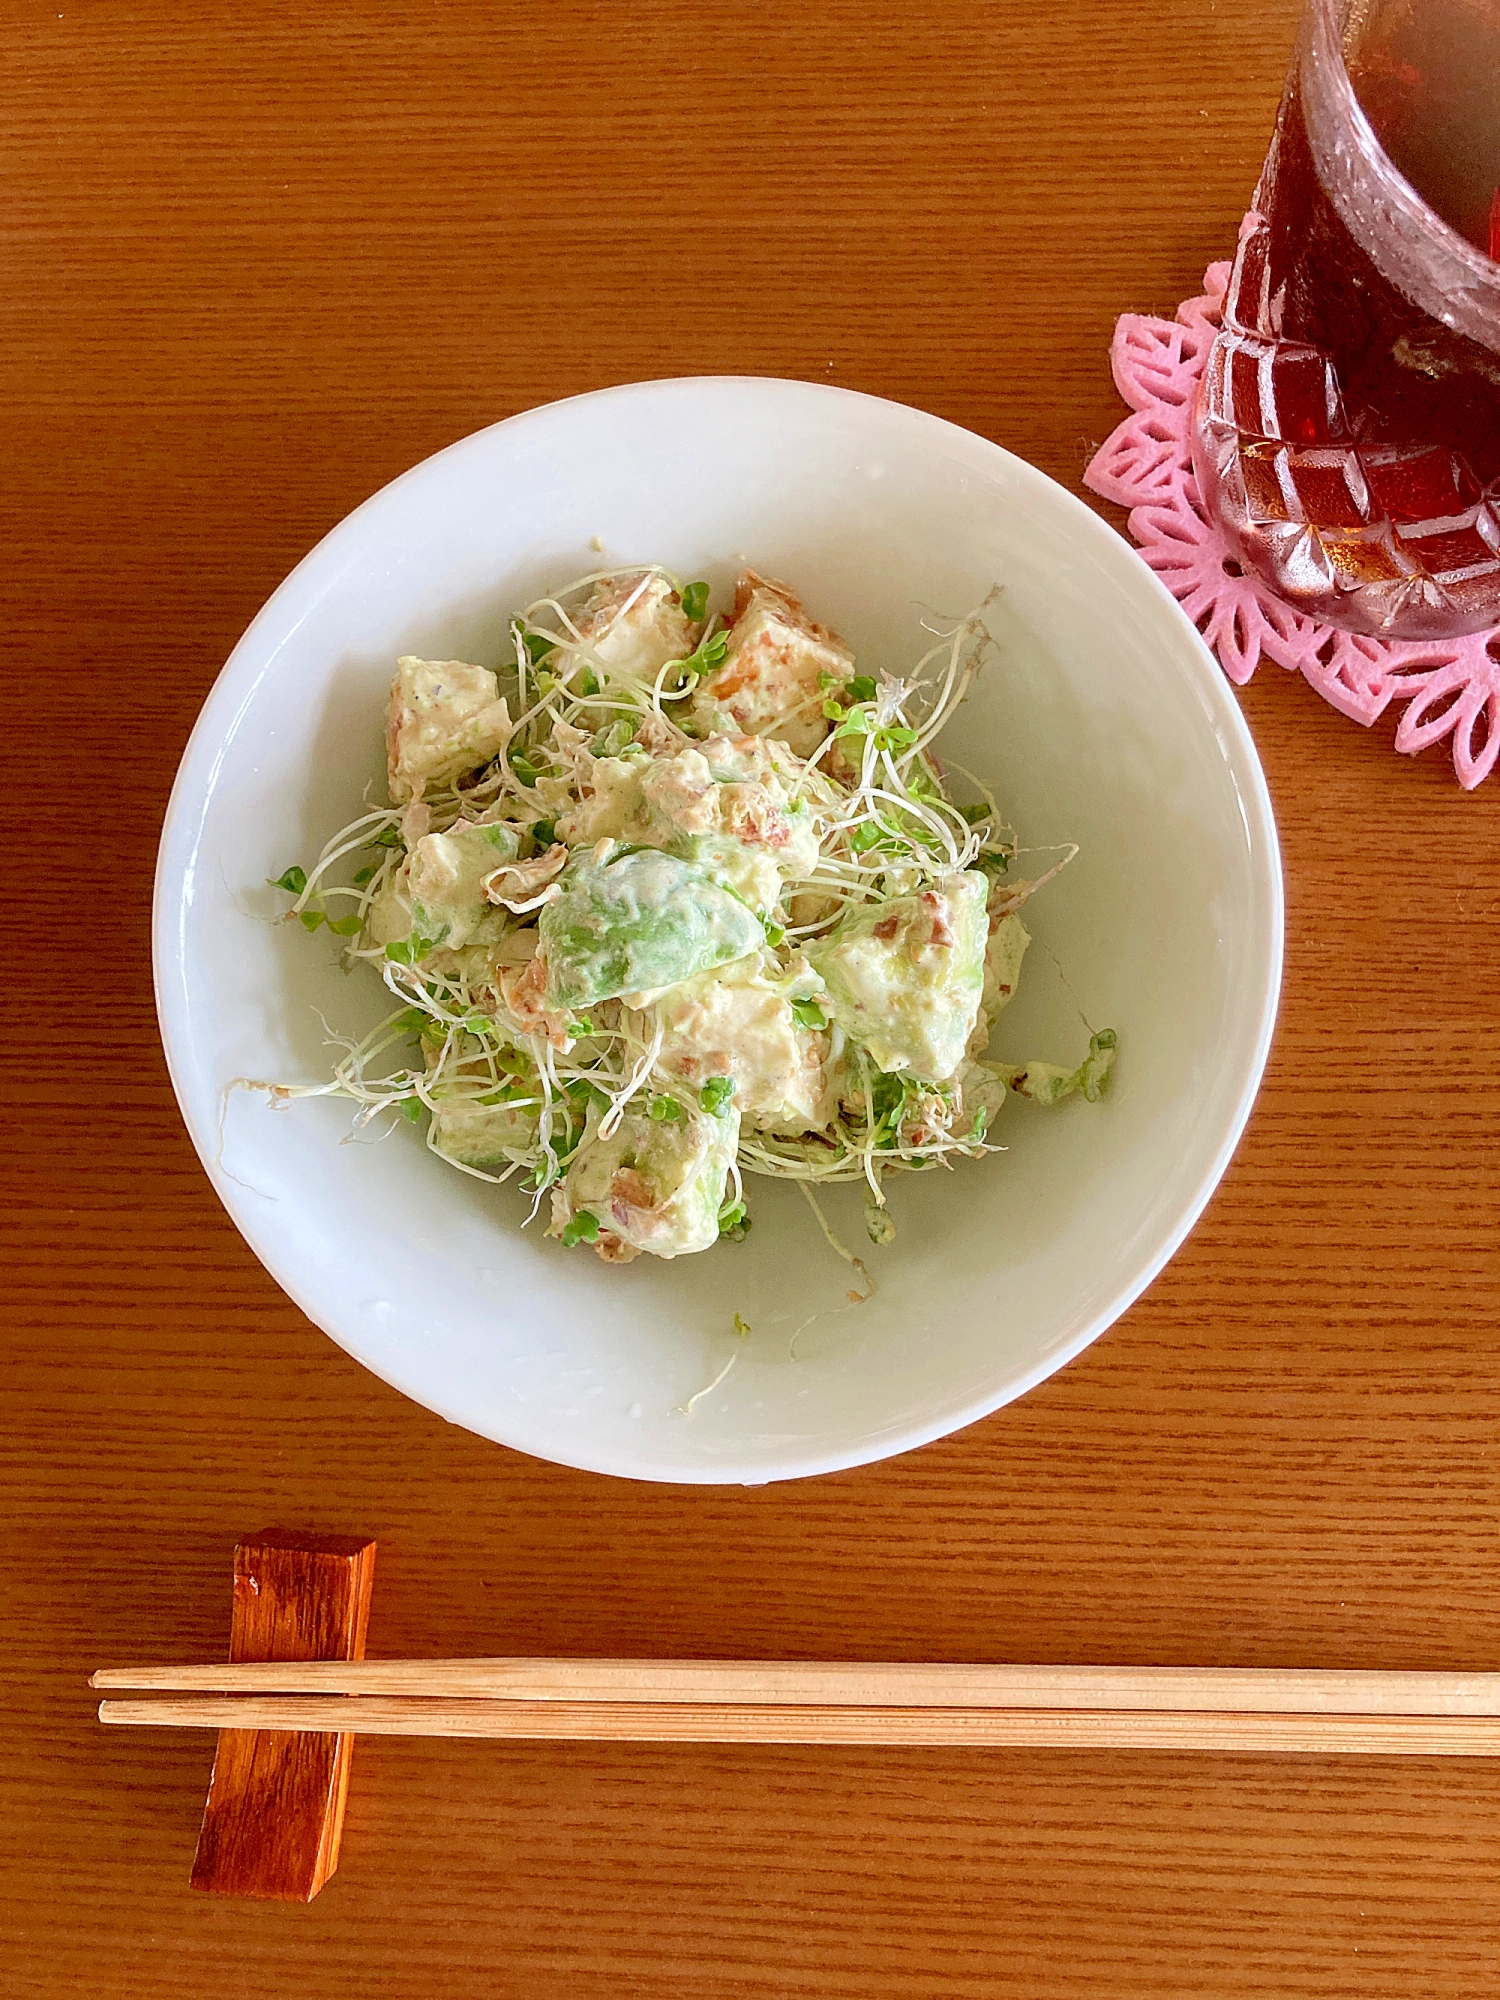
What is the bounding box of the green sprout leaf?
[699,1075,735,1116]
[509,749,543,786]
[370,824,404,848]
[274,865,308,896]
[352,864,377,886]
[647,1095,685,1122]
[906,759,942,803]
[679,629,729,676]
[592,718,638,758]
[876,723,919,754]
[398,1097,424,1123]
[577,665,600,697]
[717,1199,750,1242]
[326,914,364,937]
[821,697,847,722]
[763,920,786,947]
[846,674,878,704]
[565,1078,611,1115]
[847,820,886,854]
[384,932,438,966]
[530,818,557,849]
[680,580,710,622]
[299,909,325,932]
[791,998,829,1031]
[561,1209,601,1248]
[511,620,558,668]
[871,1069,917,1147]
[393,1008,429,1034]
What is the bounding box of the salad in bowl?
[272,564,1115,1269]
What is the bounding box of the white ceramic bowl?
[155,377,1282,1485]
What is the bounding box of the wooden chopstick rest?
[187,1530,376,1902]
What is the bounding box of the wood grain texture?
[6,0,1500,1993]
[190,1532,376,1900]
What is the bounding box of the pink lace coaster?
[1084,234,1500,788]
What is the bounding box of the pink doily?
[1084,242,1500,788]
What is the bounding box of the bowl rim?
[153,374,1284,1483]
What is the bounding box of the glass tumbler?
[1192,0,1500,639]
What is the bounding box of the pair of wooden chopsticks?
[91,1660,1500,1754]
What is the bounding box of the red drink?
[1193,0,1500,638]
[1353,0,1500,254]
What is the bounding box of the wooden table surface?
[8,2,1500,1994]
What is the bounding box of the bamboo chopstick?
[88,1659,1500,1715]
[93,1694,1500,1755]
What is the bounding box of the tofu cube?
[386,657,512,802]
[690,570,855,756]
[573,573,695,679]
